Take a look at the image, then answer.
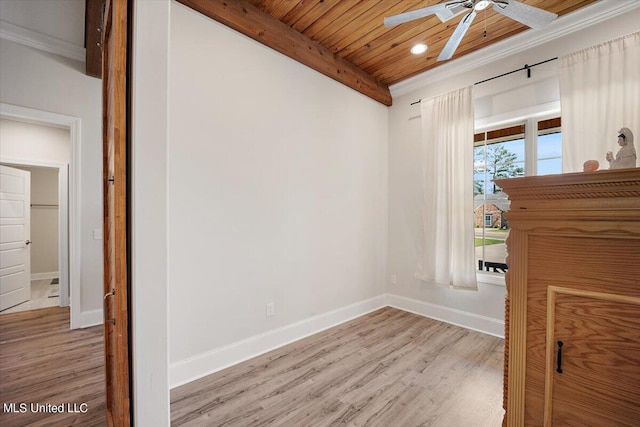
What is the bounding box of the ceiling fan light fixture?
[474,0,491,11]
[386,0,557,61]
[410,43,428,55]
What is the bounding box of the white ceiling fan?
[384,0,558,61]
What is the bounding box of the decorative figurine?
[606,127,636,169]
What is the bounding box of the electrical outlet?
[266,302,275,317]
[391,274,397,285]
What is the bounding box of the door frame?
[0,103,80,327]
[101,0,132,423]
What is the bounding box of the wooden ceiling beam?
[176,0,392,106]
[85,0,103,78]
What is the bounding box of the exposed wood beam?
[85,0,103,78]
[176,0,392,106]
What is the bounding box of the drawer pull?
[556,340,564,374]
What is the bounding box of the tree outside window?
[473,118,561,276]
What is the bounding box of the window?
[474,117,562,277]
[537,117,562,176]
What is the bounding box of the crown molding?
[0,19,85,63]
[390,0,640,98]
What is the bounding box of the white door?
[0,165,31,311]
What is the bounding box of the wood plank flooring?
[171,307,505,426]
[0,306,106,426]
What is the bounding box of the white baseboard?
[77,308,103,328]
[386,293,505,338]
[170,293,504,389]
[31,271,59,281]
[170,295,387,389]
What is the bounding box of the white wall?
[30,167,59,276]
[0,118,71,163]
[387,6,640,330]
[0,38,103,322]
[167,1,388,380]
[131,0,171,423]
[0,0,85,47]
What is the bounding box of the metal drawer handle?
[556,340,564,374]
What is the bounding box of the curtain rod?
[409,57,558,106]
[474,56,558,85]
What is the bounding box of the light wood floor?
[0,306,105,426]
[171,307,505,426]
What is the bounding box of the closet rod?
[409,56,558,105]
[31,204,59,207]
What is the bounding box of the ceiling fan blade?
[384,4,451,27]
[492,0,557,29]
[438,11,477,61]
[435,5,468,23]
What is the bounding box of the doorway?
[0,163,69,313]
[0,104,81,327]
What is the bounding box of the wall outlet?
[390,274,397,285]
[266,302,275,317]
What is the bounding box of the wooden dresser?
[496,168,640,427]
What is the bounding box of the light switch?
[93,228,103,240]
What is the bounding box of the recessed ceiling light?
[474,0,491,11]
[411,43,428,55]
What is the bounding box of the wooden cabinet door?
[102,0,131,425]
[545,287,640,426]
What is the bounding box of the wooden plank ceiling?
[177,0,600,105]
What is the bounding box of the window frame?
[474,113,562,287]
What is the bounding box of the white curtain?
[560,31,640,172]
[416,86,477,290]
